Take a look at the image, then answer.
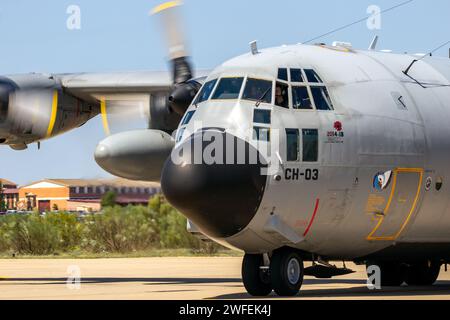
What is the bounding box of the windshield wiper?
[255,87,271,107]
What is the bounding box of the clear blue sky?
[0,0,449,185]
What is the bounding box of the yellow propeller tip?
[151,0,182,15]
[100,98,111,136]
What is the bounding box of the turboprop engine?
[0,73,95,150]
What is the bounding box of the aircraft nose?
[161,131,268,238]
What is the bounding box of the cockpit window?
[292,86,313,110]
[194,79,217,104]
[181,110,195,125]
[311,87,334,110]
[275,82,289,109]
[290,69,304,83]
[277,68,288,81]
[242,78,273,104]
[211,77,244,100]
[176,127,186,143]
[304,69,323,83]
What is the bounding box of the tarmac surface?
[1,257,450,300]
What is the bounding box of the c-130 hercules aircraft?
[2,1,450,296]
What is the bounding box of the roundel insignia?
[425,177,432,191]
[373,170,393,191]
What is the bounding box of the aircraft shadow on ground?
[4,277,450,299]
[3,277,242,286]
[212,279,450,299]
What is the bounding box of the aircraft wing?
[59,70,210,100]
[57,70,211,132]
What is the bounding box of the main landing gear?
[366,260,441,287]
[242,247,304,297]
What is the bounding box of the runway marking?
[303,198,320,237]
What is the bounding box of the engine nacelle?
[94,129,175,182]
[0,73,96,148]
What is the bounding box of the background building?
[1,179,19,210]
[16,178,160,212]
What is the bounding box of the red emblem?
[334,121,343,132]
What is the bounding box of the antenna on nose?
[368,35,379,51]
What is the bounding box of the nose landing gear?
[242,248,304,297]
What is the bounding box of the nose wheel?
[242,248,304,297]
[241,254,272,296]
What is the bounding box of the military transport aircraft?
[2,1,450,296]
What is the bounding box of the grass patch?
[0,249,243,259]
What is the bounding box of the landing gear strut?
[242,248,304,297]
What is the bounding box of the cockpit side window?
[242,78,273,104]
[304,69,323,83]
[211,77,244,100]
[275,82,289,109]
[311,87,334,110]
[302,129,318,162]
[253,127,270,142]
[292,86,313,110]
[286,129,300,161]
[194,79,218,104]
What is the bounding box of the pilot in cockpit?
[275,84,288,108]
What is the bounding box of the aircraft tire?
[242,254,272,296]
[270,248,304,296]
[366,261,405,287]
[405,261,441,286]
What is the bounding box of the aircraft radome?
[1,1,450,296]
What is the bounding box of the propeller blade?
[151,1,193,84]
[152,1,201,116]
[100,97,110,136]
[152,1,187,61]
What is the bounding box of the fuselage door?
[367,168,423,241]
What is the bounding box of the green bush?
[148,196,206,249]
[0,195,225,255]
[6,213,59,255]
[84,206,158,253]
[45,212,84,251]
